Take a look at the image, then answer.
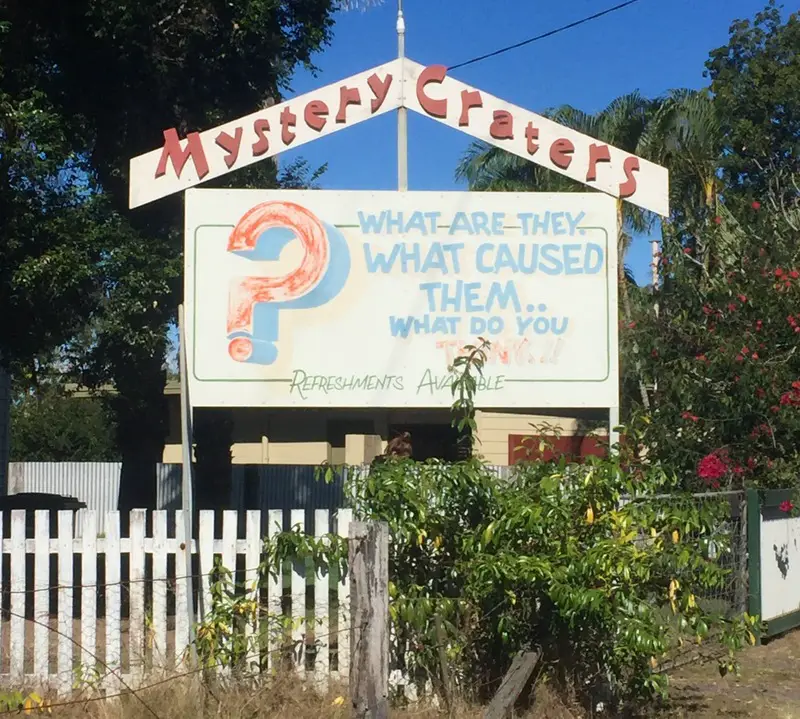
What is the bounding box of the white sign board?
[185,189,618,409]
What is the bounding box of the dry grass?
[5,630,800,718]
[3,673,579,719]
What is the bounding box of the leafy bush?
[625,198,800,490]
[348,452,756,710]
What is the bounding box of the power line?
[448,0,646,71]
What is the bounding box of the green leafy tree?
[1,1,345,509]
[625,192,800,489]
[0,29,105,380]
[623,3,800,488]
[10,384,119,462]
[706,1,800,205]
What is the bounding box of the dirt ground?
[666,629,800,718]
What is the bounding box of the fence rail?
[0,508,352,692]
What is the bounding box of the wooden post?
[349,521,389,719]
[483,649,541,719]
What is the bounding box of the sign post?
[178,304,196,661]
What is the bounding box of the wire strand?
[2,609,162,719]
[448,0,646,71]
[0,622,362,716]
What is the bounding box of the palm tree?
[639,89,725,283]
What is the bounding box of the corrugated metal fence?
[7,462,511,535]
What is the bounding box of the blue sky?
[278,0,779,284]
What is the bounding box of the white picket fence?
[0,508,352,693]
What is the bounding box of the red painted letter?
[155,128,210,179]
[336,86,362,123]
[416,65,448,118]
[550,138,575,170]
[215,127,244,169]
[367,73,393,113]
[252,118,270,157]
[280,107,297,145]
[489,110,514,140]
[304,100,329,132]
[458,90,482,126]
[525,122,539,156]
[586,143,611,182]
[619,156,641,198]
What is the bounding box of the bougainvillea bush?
[622,198,800,490]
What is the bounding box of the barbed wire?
[2,608,161,719]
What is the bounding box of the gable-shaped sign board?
[129,59,669,217]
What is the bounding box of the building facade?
[160,381,606,466]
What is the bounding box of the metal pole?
[397,0,408,191]
[0,366,9,496]
[650,239,659,290]
[609,405,620,453]
[178,304,197,662]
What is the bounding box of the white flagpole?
[397,0,408,191]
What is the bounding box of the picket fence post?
[349,521,389,719]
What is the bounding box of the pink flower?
[752,201,761,210]
[714,216,722,225]
[780,500,794,513]
[697,453,728,482]
[681,411,699,422]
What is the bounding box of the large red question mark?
[227,201,329,362]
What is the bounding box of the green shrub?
[348,452,756,709]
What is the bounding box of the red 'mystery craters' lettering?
[227,202,329,362]
[155,128,210,179]
[152,72,395,183]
